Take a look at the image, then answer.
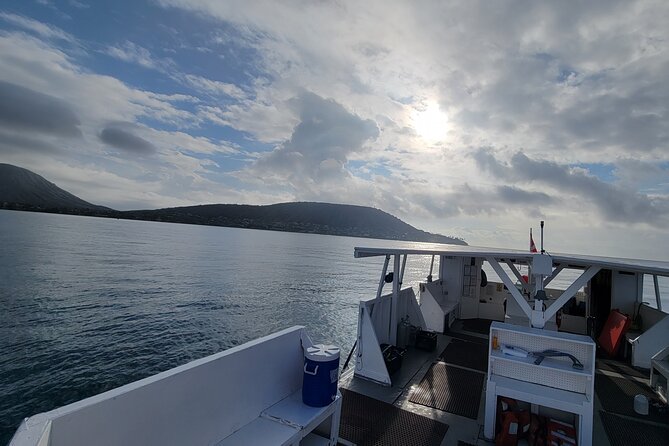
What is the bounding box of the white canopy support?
[390,254,400,345]
[544,266,601,322]
[487,257,533,320]
[428,255,435,282]
[399,254,407,286]
[654,275,663,311]
[376,255,390,300]
[543,264,565,288]
[504,259,532,294]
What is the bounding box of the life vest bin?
[302,344,339,407]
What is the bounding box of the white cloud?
[0,12,75,43]
[182,74,246,99]
[106,41,162,70]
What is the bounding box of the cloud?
[496,185,553,205]
[0,130,61,154]
[105,41,163,70]
[472,148,669,226]
[0,80,81,137]
[247,91,378,187]
[99,124,157,155]
[182,74,246,99]
[0,12,75,43]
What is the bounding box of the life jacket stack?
[495,397,576,446]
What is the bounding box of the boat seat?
[216,390,342,446]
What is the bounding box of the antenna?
[540,220,545,254]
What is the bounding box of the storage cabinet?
[484,322,596,446]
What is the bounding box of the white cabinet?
[484,322,596,446]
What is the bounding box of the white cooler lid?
[305,344,340,362]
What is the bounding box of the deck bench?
[10,326,341,446]
[217,390,341,446]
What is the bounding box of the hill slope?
[0,164,108,210]
[122,202,466,244]
[0,163,465,244]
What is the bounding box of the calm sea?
[1,210,667,443]
[0,210,436,443]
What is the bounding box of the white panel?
[532,254,553,276]
[420,285,446,332]
[354,304,391,385]
[13,326,306,446]
[400,288,426,330]
[631,313,669,368]
[368,295,391,345]
[36,421,51,446]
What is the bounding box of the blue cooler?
[302,344,340,407]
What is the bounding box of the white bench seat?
[215,417,299,446]
[216,391,342,446]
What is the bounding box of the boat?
[9,237,669,445]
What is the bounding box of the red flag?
[530,229,538,253]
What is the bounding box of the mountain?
[0,163,465,244]
[121,203,466,244]
[0,164,108,211]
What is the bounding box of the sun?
[412,102,449,142]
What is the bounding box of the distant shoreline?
[0,205,467,246]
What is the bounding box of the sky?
[0,0,668,259]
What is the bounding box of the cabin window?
[642,274,668,310]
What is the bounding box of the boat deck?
[339,319,669,446]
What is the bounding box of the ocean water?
[0,210,436,443]
[1,210,667,443]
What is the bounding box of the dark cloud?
[252,92,378,184]
[555,84,669,152]
[0,80,81,137]
[100,125,156,155]
[414,183,552,219]
[496,185,553,205]
[472,148,669,225]
[0,131,61,154]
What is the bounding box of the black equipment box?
[415,330,437,352]
[380,344,405,374]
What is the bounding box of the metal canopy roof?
[354,244,669,277]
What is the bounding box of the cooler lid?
[305,344,340,362]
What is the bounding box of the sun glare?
[412,102,449,142]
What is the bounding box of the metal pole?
[399,254,407,286]
[428,255,435,282]
[376,255,390,300]
[654,275,663,311]
[390,254,400,345]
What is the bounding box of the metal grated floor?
[461,319,494,336]
[596,358,647,379]
[439,339,488,372]
[596,372,668,424]
[599,411,669,446]
[445,331,489,345]
[409,362,485,419]
[339,388,449,446]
